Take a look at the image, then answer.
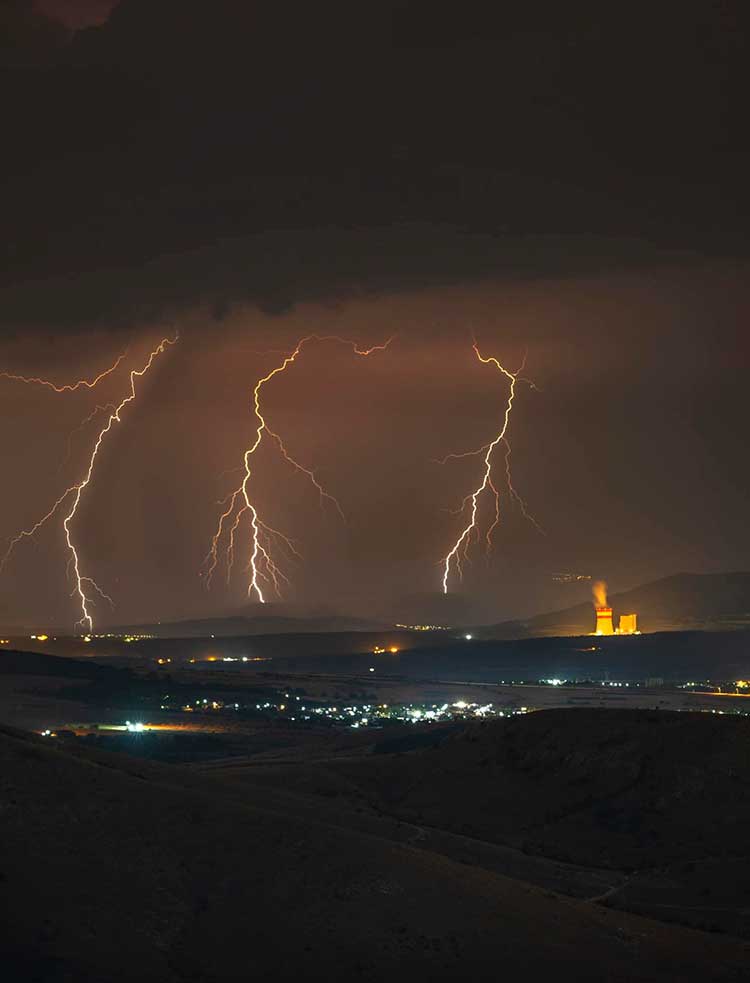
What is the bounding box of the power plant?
[617,612,638,635]
[594,606,614,635]
[591,580,639,636]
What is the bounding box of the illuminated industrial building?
[591,580,638,636]
[617,613,638,635]
[594,606,614,636]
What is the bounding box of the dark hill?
[488,571,750,637]
[341,708,750,869]
[0,647,125,680]
[1,722,746,982]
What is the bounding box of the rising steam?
[592,579,608,607]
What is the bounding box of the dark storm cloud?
[0,1,66,65]
[1,0,748,331]
[33,0,120,30]
[0,224,698,335]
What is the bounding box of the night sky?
[1,1,748,629]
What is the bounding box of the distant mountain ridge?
[6,572,748,642]
[106,613,390,638]
[484,571,750,638]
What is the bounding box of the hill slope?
[223,708,750,939]
[0,647,125,680]
[333,709,750,866]
[1,722,747,981]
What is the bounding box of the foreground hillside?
[331,709,750,865]
[1,722,748,982]
[227,709,750,938]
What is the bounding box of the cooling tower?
[618,613,638,635]
[595,606,614,635]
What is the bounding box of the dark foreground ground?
[2,708,750,981]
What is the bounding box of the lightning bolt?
[440,341,541,593]
[0,336,177,630]
[204,334,392,601]
[0,351,127,392]
[56,402,118,476]
[1,350,127,476]
[501,436,544,536]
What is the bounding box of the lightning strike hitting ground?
[0,351,127,392]
[0,337,177,630]
[204,334,391,601]
[440,342,541,593]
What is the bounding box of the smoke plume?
[592,580,608,607]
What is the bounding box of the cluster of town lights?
[156,694,529,728]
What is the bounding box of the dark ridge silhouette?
[0,647,126,679]
[107,613,389,638]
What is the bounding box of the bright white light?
[465,634,473,640]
